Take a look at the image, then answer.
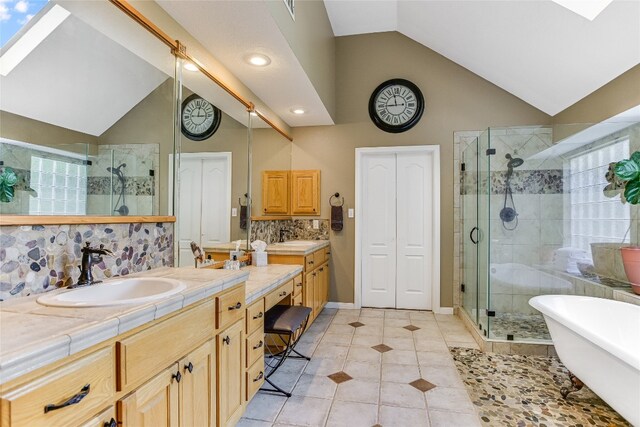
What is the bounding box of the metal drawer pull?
[309,260,314,265]
[185,362,194,373]
[279,291,287,296]
[172,371,182,383]
[223,336,231,345]
[253,312,263,319]
[296,283,303,287]
[44,384,91,413]
[228,302,242,310]
[253,371,264,382]
[253,340,264,350]
[104,418,117,427]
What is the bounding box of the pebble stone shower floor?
[238,308,627,427]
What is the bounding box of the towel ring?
[329,192,344,207]
[239,193,248,207]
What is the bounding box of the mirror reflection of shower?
[107,163,129,215]
[500,153,523,230]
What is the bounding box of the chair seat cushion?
[265,305,312,334]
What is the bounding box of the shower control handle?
[470,227,479,244]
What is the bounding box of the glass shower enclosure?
[460,123,640,343]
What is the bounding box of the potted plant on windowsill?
[610,151,640,294]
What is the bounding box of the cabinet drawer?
[292,292,303,307]
[246,357,265,402]
[117,300,215,390]
[293,274,303,297]
[313,249,325,267]
[79,405,116,427]
[0,347,115,427]
[246,329,265,368]
[304,255,315,271]
[264,280,294,311]
[246,299,265,335]
[217,285,246,330]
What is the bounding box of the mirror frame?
[2,0,291,227]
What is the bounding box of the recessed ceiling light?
[245,53,271,67]
[290,108,306,115]
[184,62,198,72]
[551,0,613,20]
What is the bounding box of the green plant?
[613,151,640,205]
[0,167,17,203]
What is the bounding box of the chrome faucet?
[75,242,114,287]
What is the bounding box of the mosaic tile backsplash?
[251,219,330,244]
[0,222,173,300]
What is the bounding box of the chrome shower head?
[505,153,524,168]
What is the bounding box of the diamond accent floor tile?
[403,325,421,331]
[327,371,353,384]
[371,343,393,353]
[409,378,436,392]
[349,321,365,328]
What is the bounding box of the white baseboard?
[325,302,356,310]
[434,307,454,315]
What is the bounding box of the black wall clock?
[368,78,424,133]
[181,94,222,141]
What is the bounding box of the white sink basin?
[276,240,319,246]
[37,277,186,308]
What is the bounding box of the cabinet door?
[262,171,289,215]
[291,170,320,215]
[313,269,322,315]
[79,405,116,427]
[217,320,245,427]
[179,339,215,427]
[118,364,179,427]
[304,271,316,318]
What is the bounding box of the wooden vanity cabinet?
[290,170,320,215]
[178,340,216,427]
[217,320,245,427]
[270,247,329,322]
[262,171,290,215]
[118,364,179,427]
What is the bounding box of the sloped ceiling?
[324,0,640,116]
[0,13,169,136]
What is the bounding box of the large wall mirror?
[0,1,177,217]
[174,60,251,266]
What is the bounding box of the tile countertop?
[243,264,303,305]
[265,240,330,256]
[0,263,304,385]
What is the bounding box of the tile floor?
[238,308,482,427]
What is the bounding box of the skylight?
[0,3,69,76]
[551,0,614,20]
[0,0,49,48]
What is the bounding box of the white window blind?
[29,156,87,215]
[569,139,630,253]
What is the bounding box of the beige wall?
[267,0,336,121]
[251,127,292,216]
[0,111,99,153]
[553,64,640,126]
[290,32,551,307]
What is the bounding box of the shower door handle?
[470,227,479,244]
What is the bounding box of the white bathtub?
[491,263,572,293]
[530,295,640,426]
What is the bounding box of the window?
[29,156,87,215]
[569,139,630,253]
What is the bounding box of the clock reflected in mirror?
[181,93,222,141]
[368,78,424,133]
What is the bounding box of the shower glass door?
[462,137,479,323]
[478,129,491,337]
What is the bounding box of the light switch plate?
[348,208,354,218]
[313,219,319,229]
[231,208,238,217]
